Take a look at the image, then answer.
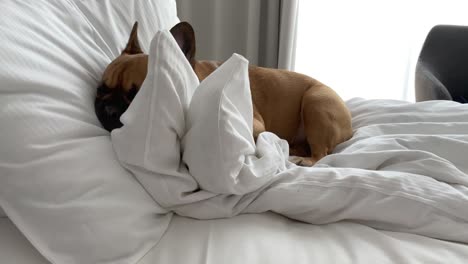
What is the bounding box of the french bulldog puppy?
[95,22,353,166]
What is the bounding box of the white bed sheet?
[2,214,468,264]
[0,218,48,264]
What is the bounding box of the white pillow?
[0,1,177,263]
[73,0,179,58]
[111,30,201,208]
[183,54,289,195]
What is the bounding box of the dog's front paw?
[288,156,316,167]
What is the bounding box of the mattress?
[2,213,468,264]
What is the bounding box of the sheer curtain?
[295,0,468,101]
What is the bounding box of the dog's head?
[95,21,196,131]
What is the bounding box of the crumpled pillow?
[183,54,289,195]
[111,29,201,207]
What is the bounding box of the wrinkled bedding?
[112,31,468,244]
[3,214,468,264]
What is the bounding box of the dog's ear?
[122,21,143,55]
[170,22,196,65]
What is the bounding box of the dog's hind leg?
[253,107,266,142]
[300,85,353,166]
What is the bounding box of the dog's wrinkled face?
[95,21,196,132]
[94,83,139,131]
[95,22,146,131]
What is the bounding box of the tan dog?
[97,22,353,166]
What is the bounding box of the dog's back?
[194,61,352,159]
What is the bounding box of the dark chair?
[415,25,468,103]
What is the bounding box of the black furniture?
[415,25,468,103]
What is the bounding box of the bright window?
[295,0,468,101]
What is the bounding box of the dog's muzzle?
[94,85,138,132]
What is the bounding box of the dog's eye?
[96,85,114,100]
[126,86,138,101]
[97,85,112,95]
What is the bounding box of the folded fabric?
[111,29,273,217]
[183,53,289,195]
[111,30,218,210]
[245,99,468,243]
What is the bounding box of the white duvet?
[112,30,468,245]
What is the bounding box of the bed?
[1,1,468,264]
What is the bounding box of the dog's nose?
[104,105,120,119]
